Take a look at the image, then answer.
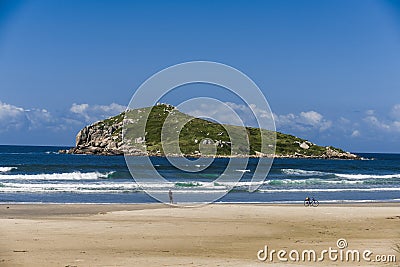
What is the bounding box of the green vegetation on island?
[61,104,359,159]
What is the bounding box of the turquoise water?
[0,145,399,203]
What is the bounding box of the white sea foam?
[0,167,18,173]
[0,181,138,193]
[282,168,400,180]
[1,180,399,194]
[0,171,113,181]
[235,169,251,173]
[0,181,228,194]
[0,180,250,193]
[258,187,400,193]
[335,173,400,179]
[281,169,328,176]
[1,177,399,195]
[266,178,361,185]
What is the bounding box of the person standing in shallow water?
[168,189,173,204]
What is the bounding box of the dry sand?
[0,203,399,266]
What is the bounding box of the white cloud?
[275,110,332,132]
[70,103,90,122]
[393,121,400,130]
[0,101,55,132]
[364,115,392,131]
[300,111,323,125]
[273,113,296,126]
[182,101,333,134]
[0,102,24,119]
[0,101,27,131]
[69,103,126,123]
[0,100,127,135]
[391,104,400,119]
[70,103,89,114]
[366,109,375,116]
[92,103,126,114]
[362,104,400,133]
[4,100,400,148]
[351,130,361,137]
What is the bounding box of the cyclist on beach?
[304,196,319,207]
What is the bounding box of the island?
[59,104,359,159]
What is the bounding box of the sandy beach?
[0,203,399,266]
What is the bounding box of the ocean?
[0,145,399,204]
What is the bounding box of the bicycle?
[304,197,319,207]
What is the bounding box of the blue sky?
[0,0,400,152]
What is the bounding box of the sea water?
[0,145,399,204]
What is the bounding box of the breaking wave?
[0,167,18,173]
[282,168,400,180]
[0,171,114,181]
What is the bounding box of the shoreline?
[1,200,400,206]
[60,149,362,160]
[1,197,400,204]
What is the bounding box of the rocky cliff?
[60,104,360,159]
[60,113,125,155]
